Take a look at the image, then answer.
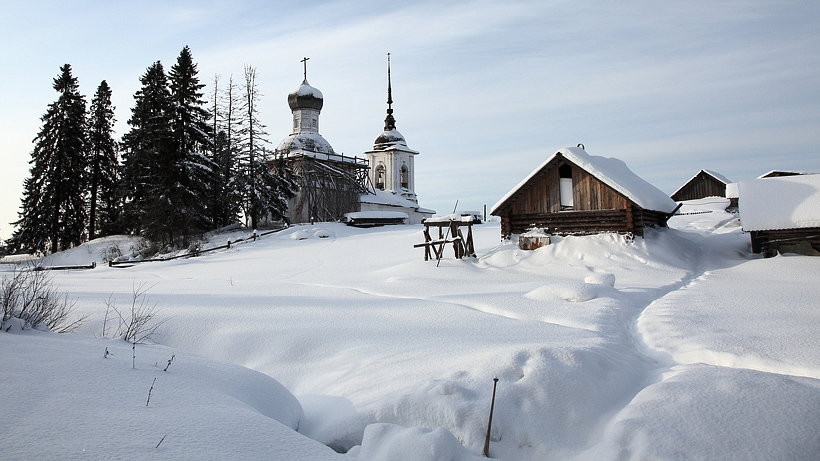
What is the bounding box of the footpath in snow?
[1,198,819,460]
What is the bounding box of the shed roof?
[491,147,677,215]
[738,174,820,231]
[670,169,731,198]
[758,170,818,178]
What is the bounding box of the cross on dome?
[301,56,309,81]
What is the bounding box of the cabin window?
[376,165,385,190]
[559,164,574,209]
[400,165,409,189]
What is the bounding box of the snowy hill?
[2,199,819,460]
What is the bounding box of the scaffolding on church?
[278,151,375,223]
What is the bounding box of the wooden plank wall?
[671,172,727,201]
[750,228,820,257]
[508,158,632,215]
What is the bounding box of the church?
[274,57,434,225]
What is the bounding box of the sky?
[1,0,818,241]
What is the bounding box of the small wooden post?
[483,377,499,457]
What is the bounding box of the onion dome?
[287,79,323,111]
[374,128,407,148]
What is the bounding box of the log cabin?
[490,147,678,239]
[671,169,731,202]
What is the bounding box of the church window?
[376,165,385,190]
[400,165,409,189]
[559,163,574,209]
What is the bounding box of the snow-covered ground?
[2,198,819,460]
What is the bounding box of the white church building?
[274,56,433,225]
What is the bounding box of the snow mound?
[313,228,333,239]
[0,331,333,460]
[291,230,311,240]
[348,423,483,460]
[525,282,602,302]
[585,272,616,287]
[591,365,820,460]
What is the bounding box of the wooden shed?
[671,169,731,202]
[491,147,678,239]
[739,174,820,257]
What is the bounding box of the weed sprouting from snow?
[1,268,87,333]
[164,354,175,372]
[146,377,157,406]
[102,282,168,344]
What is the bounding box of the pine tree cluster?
[7,47,296,255]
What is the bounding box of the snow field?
[3,198,820,459]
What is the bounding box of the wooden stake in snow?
[436,200,458,267]
[483,377,499,457]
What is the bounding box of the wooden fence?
[109,227,286,267]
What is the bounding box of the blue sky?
[1,0,818,240]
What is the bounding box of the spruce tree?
[168,45,215,245]
[87,80,119,239]
[9,64,88,254]
[120,61,174,239]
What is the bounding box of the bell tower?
[365,54,419,203]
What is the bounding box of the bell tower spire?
[384,53,396,132]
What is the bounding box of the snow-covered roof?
[725,183,739,199]
[491,147,677,214]
[360,190,435,214]
[375,129,406,146]
[276,132,335,155]
[757,170,818,179]
[344,211,408,220]
[671,169,731,198]
[294,81,322,99]
[738,174,820,231]
[367,130,419,155]
[424,213,475,224]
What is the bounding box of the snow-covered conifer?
[86,80,120,238]
[9,64,88,254]
[120,61,174,239]
[168,45,216,245]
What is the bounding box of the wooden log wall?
[501,205,670,238]
[750,228,820,257]
[507,209,630,236]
